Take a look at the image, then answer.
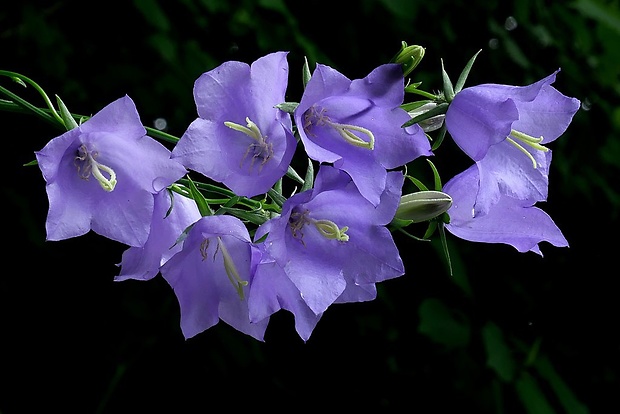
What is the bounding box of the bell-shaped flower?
[250,165,405,321]
[443,164,568,255]
[159,214,268,340]
[444,70,580,216]
[35,95,188,247]
[171,51,296,198]
[294,63,432,206]
[115,190,201,281]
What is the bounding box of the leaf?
[418,298,470,348]
[515,371,557,414]
[482,321,516,382]
[534,355,590,414]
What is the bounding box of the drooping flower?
[115,190,201,281]
[443,164,568,255]
[294,63,432,206]
[444,70,580,216]
[159,214,268,340]
[171,51,296,198]
[249,165,405,330]
[35,95,187,247]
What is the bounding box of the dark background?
[1,1,618,412]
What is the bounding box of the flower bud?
[395,190,452,222]
[391,42,425,77]
[407,102,445,132]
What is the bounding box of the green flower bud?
[391,41,425,77]
[395,190,452,223]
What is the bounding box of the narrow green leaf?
[482,321,516,382]
[186,175,213,216]
[418,297,470,348]
[441,59,455,102]
[302,56,312,89]
[401,102,449,128]
[454,49,482,93]
[534,355,590,414]
[300,158,314,192]
[515,371,557,414]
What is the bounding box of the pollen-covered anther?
[506,129,549,169]
[74,144,117,191]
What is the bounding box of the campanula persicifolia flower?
[445,70,580,216]
[35,95,187,246]
[159,214,268,340]
[294,63,432,206]
[443,164,568,255]
[171,51,296,198]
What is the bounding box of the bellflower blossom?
[159,214,268,340]
[444,70,580,216]
[248,165,405,332]
[443,164,568,255]
[115,190,201,281]
[294,63,432,206]
[171,51,296,198]
[35,95,188,247]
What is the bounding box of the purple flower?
[159,214,268,340]
[249,165,405,324]
[294,63,432,206]
[115,190,201,281]
[445,70,580,216]
[35,95,187,246]
[171,51,296,198]
[443,164,568,255]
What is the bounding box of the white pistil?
[507,129,549,169]
[224,117,273,170]
[325,120,375,150]
[75,144,117,192]
[217,237,248,300]
[224,117,265,143]
[312,219,349,242]
[306,108,375,150]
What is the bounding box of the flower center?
[224,117,273,172]
[289,208,349,245]
[304,106,375,150]
[74,144,117,191]
[506,129,549,169]
[200,237,248,299]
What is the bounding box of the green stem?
[0,70,64,125]
[404,87,441,100]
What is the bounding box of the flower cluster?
[1,42,580,341]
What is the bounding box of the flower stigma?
[304,106,375,150]
[74,144,117,191]
[200,237,248,299]
[289,208,349,244]
[224,117,273,172]
[506,129,549,169]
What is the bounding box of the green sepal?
[401,102,448,128]
[215,206,269,226]
[400,100,433,112]
[300,158,314,192]
[56,95,78,131]
[454,49,482,93]
[186,175,213,216]
[285,165,305,185]
[441,58,455,102]
[267,188,287,208]
[426,159,443,191]
[302,56,312,89]
[431,122,448,151]
[275,102,299,113]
